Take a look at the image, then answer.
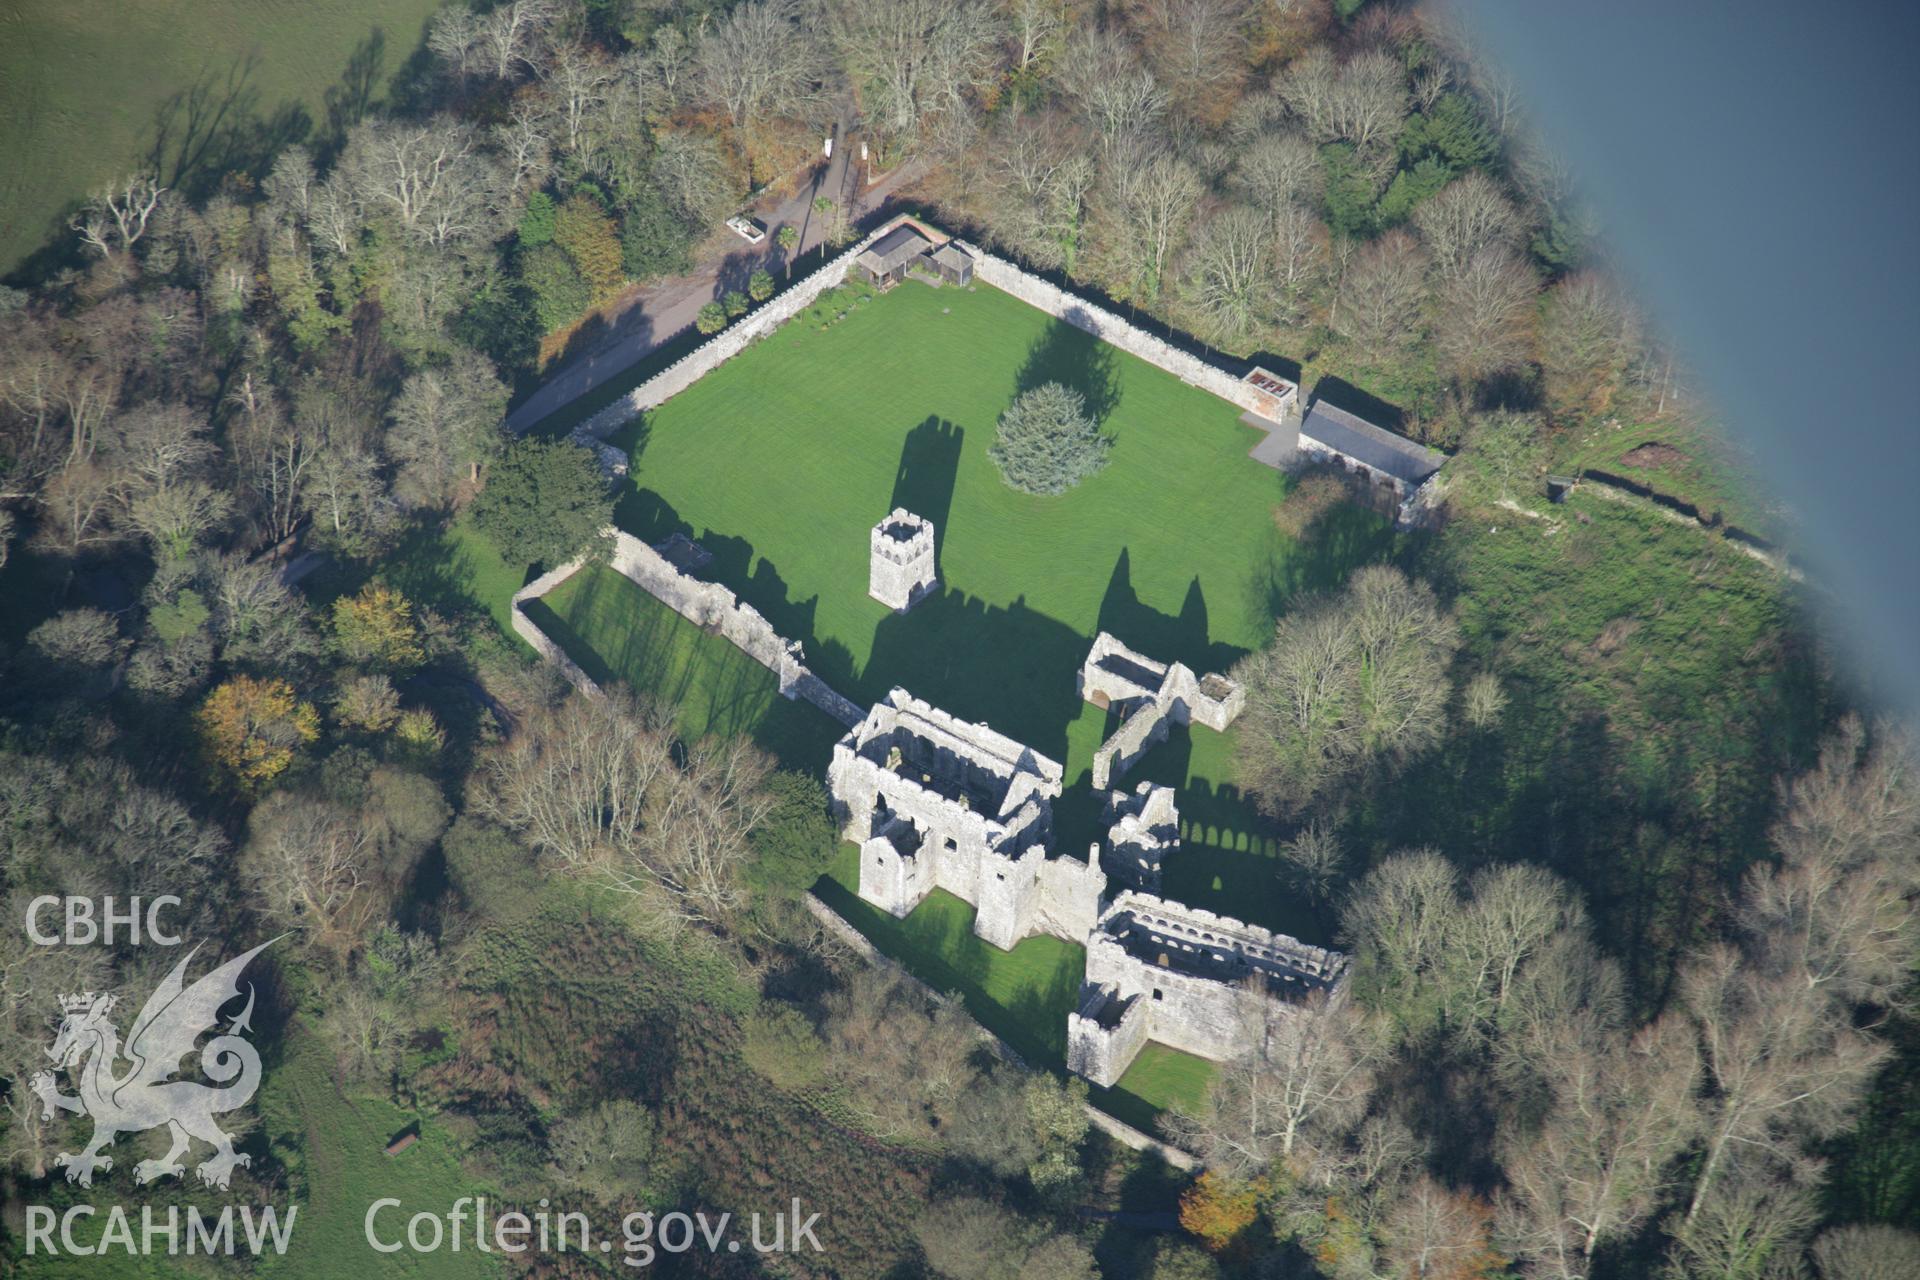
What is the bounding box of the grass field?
[0,0,443,277]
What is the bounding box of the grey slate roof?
[856,225,934,274]
[1299,400,1444,486]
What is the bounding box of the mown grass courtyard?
[532,275,1396,1118]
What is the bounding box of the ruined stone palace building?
[1068,892,1350,1087]
[826,585,1351,1089]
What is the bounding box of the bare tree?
[1138,0,1250,120]
[1540,273,1641,419]
[1809,1224,1920,1280]
[389,351,509,508]
[494,101,554,196]
[1280,819,1346,905]
[1164,988,1380,1178]
[242,794,378,962]
[833,0,1003,139]
[1380,1177,1502,1280]
[1679,945,1889,1223]
[1452,864,1584,1019]
[338,119,505,249]
[431,0,553,81]
[1276,47,1408,163]
[695,0,825,128]
[1332,229,1428,367]
[1005,0,1064,74]
[1434,248,1535,386]
[1058,27,1167,144]
[1235,129,1321,211]
[1663,1167,1818,1280]
[1183,205,1272,342]
[1500,1014,1700,1278]
[1738,716,1920,1007]
[1413,173,1523,281]
[71,174,167,260]
[542,41,619,160]
[473,690,773,928]
[1104,151,1201,302]
[1341,849,1461,1008]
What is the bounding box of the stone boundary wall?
[573,222,906,443]
[511,527,863,729]
[956,240,1295,423]
[802,894,1197,1170]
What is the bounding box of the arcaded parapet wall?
[869,508,938,611]
[1070,891,1351,1075]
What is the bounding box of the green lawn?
[590,278,1390,940]
[0,0,443,277]
[531,562,843,772]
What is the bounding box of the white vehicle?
[725,215,766,245]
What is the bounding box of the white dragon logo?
[30,938,277,1190]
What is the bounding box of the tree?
[522,242,591,332]
[1179,1172,1263,1252]
[1434,248,1535,386]
[1332,229,1428,368]
[471,437,613,570]
[1105,151,1201,302]
[1412,173,1522,281]
[742,1004,828,1090]
[748,268,774,302]
[1662,1169,1816,1280]
[1540,273,1640,419]
[337,119,505,249]
[777,223,800,277]
[331,583,427,672]
[912,1195,1091,1280]
[1809,1224,1920,1280]
[242,792,377,960]
[620,184,694,281]
[472,690,774,927]
[198,675,320,788]
[1279,819,1346,904]
[1145,1238,1221,1280]
[745,770,837,900]
[1679,945,1888,1223]
[553,194,625,302]
[695,0,824,128]
[723,289,749,319]
[988,382,1112,495]
[71,174,166,260]
[696,301,727,334]
[1165,989,1378,1179]
[1235,566,1459,815]
[823,966,980,1140]
[1736,715,1918,1007]
[336,674,402,734]
[388,349,509,506]
[1183,205,1272,343]
[1459,410,1543,506]
[832,0,1003,139]
[518,191,557,245]
[1501,1012,1700,1278]
[1462,671,1507,729]
[549,1100,655,1200]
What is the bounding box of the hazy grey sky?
[1461,1,1920,715]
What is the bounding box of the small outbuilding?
[930,243,974,286]
[853,224,935,288]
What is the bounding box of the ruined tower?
[868,509,938,611]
